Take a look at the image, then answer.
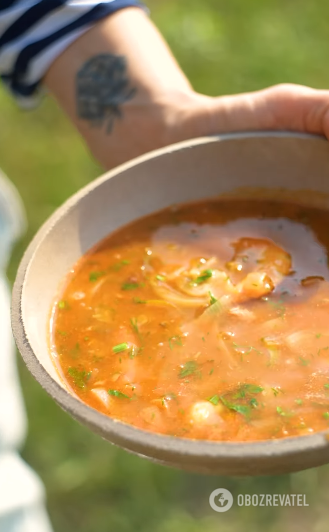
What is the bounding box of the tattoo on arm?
[76,53,137,133]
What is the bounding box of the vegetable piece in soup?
[51,199,329,442]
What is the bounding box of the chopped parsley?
[218,383,264,417]
[162,393,177,405]
[178,360,200,379]
[276,406,294,417]
[208,395,220,406]
[233,342,263,356]
[232,384,264,398]
[220,395,251,417]
[169,335,183,350]
[108,389,130,399]
[130,318,142,339]
[156,274,166,281]
[249,397,258,408]
[89,271,105,282]
[298,356,310,366]
[58,300,68,309]
[111,259,130,272]
[67,367,91,389]
[267,298,286,317]
[121,282,140,291]
[323,412,329,420]
[133,297,147,304]
[70,342,80,359]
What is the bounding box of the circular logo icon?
[209,488,234,512]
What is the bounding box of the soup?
[51,198,329,442]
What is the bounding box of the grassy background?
[2,0,329,530]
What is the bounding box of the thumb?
[186,84,329,139]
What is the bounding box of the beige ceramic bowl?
[11,132,329,476]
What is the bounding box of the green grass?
[3,0,329,530]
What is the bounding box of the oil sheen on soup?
[51,199,329,442]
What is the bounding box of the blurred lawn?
[3,1,329,531]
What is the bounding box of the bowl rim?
[11,131,329,465]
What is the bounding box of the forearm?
[44,8,199,169]
[44,6,329,170]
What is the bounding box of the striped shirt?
[0,1,144,108]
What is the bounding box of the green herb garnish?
[276,406,294,417]
[130,318,143,341]
[89,271,105,282]
[112,343,130,354]
[208,291,218,305]
[323,412,329,419]
[108,389,130,399]
[208,395,220,406]
[156,274,166,281]
[121,282,140,291]
[192,269,213,285]
[67,367,91,389]
[162,393,177,405]
[267,298,286,317]
[178,360,199,379]
[218,383,263,417]
[233,342,263,356]
[220,395,251,417]
[58,300,68,309]
[133,297,147,304]
[169,335,183,350]
[232,384,264,398]
[295,399,303,405]
[111,259,130,272]
[70,342,80,359]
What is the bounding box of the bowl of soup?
[11,131,329,476]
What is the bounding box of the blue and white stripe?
[0,0,144,107]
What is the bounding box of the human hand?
[45,8,329,170]
[172,83,329,149]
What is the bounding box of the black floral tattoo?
[76,53,137,132]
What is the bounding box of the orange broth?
[51,199,329,442]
